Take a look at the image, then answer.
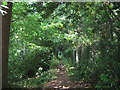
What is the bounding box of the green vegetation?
[8,2,120,88]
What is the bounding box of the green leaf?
[2,2,7,5]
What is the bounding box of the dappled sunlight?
[54,86,70,89]
[59,72,65,75]
[45,63,91,88]
[7,2,119,88]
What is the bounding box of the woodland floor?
[44,63,91,89]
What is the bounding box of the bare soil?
[44,63,91,89]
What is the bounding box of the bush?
[8,43,53,83]
[49,56,60,68]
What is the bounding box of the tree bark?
[75,47,79,64]
[2,2,12,88]
[80,46,90,63]
[72,49,75,63]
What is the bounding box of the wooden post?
[0,2,2,89]
[2,2,12,88]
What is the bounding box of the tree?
[6,2,120,88]
[2,2,12,88]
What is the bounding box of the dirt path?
[45,63,91,89]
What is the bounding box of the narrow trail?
[45,63,91,89]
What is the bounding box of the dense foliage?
[8,2,120,88]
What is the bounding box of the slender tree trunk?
[55,47,58,59]
[73,49,75,63]
[86,46,90,61]
[75,47,79,64]
[81,47,84,60]
[80,46,90,63]
[2,2,12,88]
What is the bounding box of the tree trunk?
[54,44,59,59]
[81,47,84,60]
[72,49,75,63]
[2,2,12,88]
[75,47,79,64]
[81,46,90,63]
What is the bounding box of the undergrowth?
[10,68,57,88]
[9,58,60,88]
